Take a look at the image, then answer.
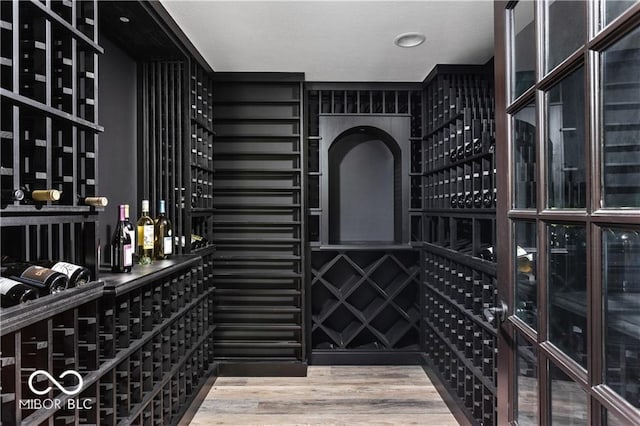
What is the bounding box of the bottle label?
[50,262,82,278]
[163,237,173,255]
[143,224,154,249]
[0,277,20,294]
[124,244,133,267]
[21,265,57,283]
[138,225,153,250]
[128,229,136,248]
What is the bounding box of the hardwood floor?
[188,366,459,425]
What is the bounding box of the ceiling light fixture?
[119,16,130,23]
[394,32,426,48]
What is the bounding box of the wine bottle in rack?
[0,262,69,294]
[111,204,133,273]
[27,188,62,203]
[0,277,39,307]
[136,200,154,265]
[30,260,91,286]
[154,200,173,260]
[78,195,108,207]
[1,188,25,204]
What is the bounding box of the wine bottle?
[31,260,91,286]
[27,189,61,202]
[78,196,108,207]
[1,188,25,204]
[482,190,493,208]
[450,194,458,208]
[464,193,473,208]
[154,200,173,260]
[0,277,39,307]
[111,204,133,272]
[1,263,69,294]
[190,234,208,250]
[136,200,154,265]
[123,204,136,256]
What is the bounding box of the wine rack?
[212,73,305,368]
[0,0,102,276]
[0,256,216,425]
[420,63,498,425]
[311,248,420,362]
[190,62,215,244]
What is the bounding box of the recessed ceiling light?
[394,32,426,48]
[119,16,130,23]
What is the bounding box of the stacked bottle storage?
[420,64,498,425]
[310,249,420,360]
[0,0,102,275]
[190,62,214,246]
[212,73,305,364]
[0,257,216,425]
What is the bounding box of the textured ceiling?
[160,0,494,82]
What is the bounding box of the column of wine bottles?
[424,68,496,211]
[109,200,174,273]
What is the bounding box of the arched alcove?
[328,126,402,244]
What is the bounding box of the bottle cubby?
[311,249,420,355]
[0,256,216,425]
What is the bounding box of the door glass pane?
[549,363,589,424]
[602,0,639,27]
[515,221,538,328]
[545,0,585,72]
[603,228,640,408]
[604,409,631,426]
[547,68,586,209]
[548,224,587,367]
[601,26,640,207]
[516,334,539,425]
[513,103,537,209]
[511,1,536,100]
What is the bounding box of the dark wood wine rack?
[189,62,215,244]
[0,255,216,425]
[420,63,498,425]
[310,248,420,363]
[0,0,102,275]
[212,73,305,370]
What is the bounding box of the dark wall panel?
[97,37,137,261]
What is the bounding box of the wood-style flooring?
[188,366,459,425]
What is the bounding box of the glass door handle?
[484,300,508,324]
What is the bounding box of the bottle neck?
[119,205,126,221]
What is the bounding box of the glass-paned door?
[496,1,640,425]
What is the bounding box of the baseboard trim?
[218,361,308,377]
[310,351,422,365]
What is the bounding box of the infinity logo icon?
[28,370,83,396]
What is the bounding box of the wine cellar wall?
[0,1,219,424]
[305,84,423,363]
[0,0,102,275]
[420,64,498,425]
[212,73,306,369]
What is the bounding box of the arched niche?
[319,114,411,245]
[328,127,402,244]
